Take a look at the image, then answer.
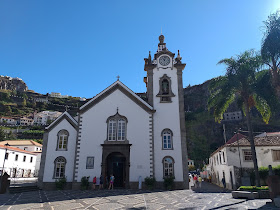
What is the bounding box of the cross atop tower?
[117,75,120,81]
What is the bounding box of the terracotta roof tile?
[0,140,42,147]
[227,136,280,147]
[226,133,247,144]
[0,145,37,155]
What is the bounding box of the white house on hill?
[38,35,189,190]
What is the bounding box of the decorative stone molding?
[156,74,175,103]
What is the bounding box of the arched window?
[162,129,173,149]
[163,156,174,177]
[107,112,127,141]
[54,156,66,178]
[57,130,69,151]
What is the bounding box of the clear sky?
[0,1,279,98]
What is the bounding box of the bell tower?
[144,35,189,189]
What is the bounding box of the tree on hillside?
[22,98,27,107]
[0,128,5,141]
[5,106,12,115]
[208,50,272,187]
[261,11,280,97]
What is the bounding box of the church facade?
[38,35,189,190]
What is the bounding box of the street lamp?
[0,143,10,188]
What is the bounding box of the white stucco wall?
[43,118,77,182]
[77,89,151,182]
[0,148,37,177]
[210,145,280,189]
[226,146,280,168]
[209,147,236,189]
[153,64,184,182]
[14,145,41,152]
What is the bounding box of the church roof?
[45,111,78,131]
[79,80,155,114]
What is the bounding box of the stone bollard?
[266,165,280,205]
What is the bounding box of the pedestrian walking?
[198,176,202,188]
[193,175,198,188]
[222,177,226,189]
[208,175,212,183]
[108,174,115,190]
[96,176,100,189]
[99,174,104,189]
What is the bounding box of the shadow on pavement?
[257,201,278,209]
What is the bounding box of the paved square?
[0,188,278,210]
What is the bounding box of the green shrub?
[274,165,280,176]
[238,186,269,191]
[144,177,156,190]
[163,176,175,190]
[55,177,67,190]
[81,176,89,190]
[259,167,269,180]
[250,165,280,183]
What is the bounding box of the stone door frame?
[101,143,131,189]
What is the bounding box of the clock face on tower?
[159,55,170,66]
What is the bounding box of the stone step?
[9,186,39,194]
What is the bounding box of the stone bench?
[232,191,258,199]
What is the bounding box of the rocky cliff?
[0,76,28,92]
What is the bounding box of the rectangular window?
[117,120,126,141]
[5,153,8,160]
[272,150,280,161]
[24,147,28,150]
[63,136,67,149]
[55,162,65,178]
[30,157,33,163]
[86,157,94,169]
[15,154,18,161]
[23,156,26,162]
[243,150,252,161]
[108,120,116,140]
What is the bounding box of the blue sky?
[0,1,279,98]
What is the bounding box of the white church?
[38,35,189,190]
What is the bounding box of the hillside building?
[208,134,280,190]
[34,111,62,126]
[0,140,42,177]
[223,111,242,121]
[0,117,17,125]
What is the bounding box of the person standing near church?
[99,174,104,189]
[92,176,96,190]
[198,176,202,188]
[193,175,198,188]
[108,174,115,190]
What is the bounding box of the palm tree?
[261,11,280,97]
[208,50,272,187]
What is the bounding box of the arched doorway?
[106,152,126,188]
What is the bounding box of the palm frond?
[253,94,271,124]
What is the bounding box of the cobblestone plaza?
[0,189,277,210]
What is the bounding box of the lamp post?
[0,143,10,188]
